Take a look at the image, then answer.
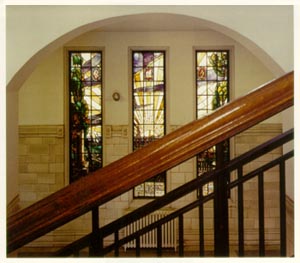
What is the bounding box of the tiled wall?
[230,123,284,253]
[164,123,290,254]
[286,196,294,256]
[18,125,65,209]
[18,126,95,249]
[17,123,293,254]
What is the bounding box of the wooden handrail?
[7,71,294,253]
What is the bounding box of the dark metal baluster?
[258,172,265,256]
[198,190,205,256]
[157,225,162,257]
[279,161,287,256]
[179,214,184,257]
[114,231,119,257]
[237,167,244,256]
[213,142,229,256]
[90,207,102,256]
[136,236,141,257]
[213,173,229,255]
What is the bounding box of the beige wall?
[17,29,277,194]
[14,28,294,252]
[19,50,64,125]
[19,30,275,126]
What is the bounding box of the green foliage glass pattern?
[196,51,230,196]
[69,51,102,183]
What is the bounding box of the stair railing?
[53,129,293,257]
[7,71,294,254]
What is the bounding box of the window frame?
[195,49,231,196]
[66,49,104,184]
[131,49,167,199]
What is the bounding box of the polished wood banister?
[7,71,294,253]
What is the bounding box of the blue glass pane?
[143,52,154,67]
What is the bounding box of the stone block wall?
[286,196,294,256]
[18,125,65,209]
[229,123,284,253]
[164,123,289,254]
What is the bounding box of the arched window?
[69,51,103,183]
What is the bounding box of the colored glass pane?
[196,51,230,196]
[132,51,166,198]
[69,51,102,183]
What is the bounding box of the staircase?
[7,72,294,257]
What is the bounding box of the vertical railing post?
[89,207,102,256]
[114,231,119,257]
[279,161,287,256]
[198,189,205,256]
[213,142,229,256]
[213,173,229,256]
[258,172,265,256]
[178,214,184,257]
[157,225,162,257]
[136,236,141,257]
[237,166,245,256]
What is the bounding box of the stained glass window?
[196,51,230,196]
[132,51,166,198]
[69,51,102,183]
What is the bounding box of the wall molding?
[171,123,282,135]
[104,125,128,138]
[237,123,282,136]
[19,125,64,138]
